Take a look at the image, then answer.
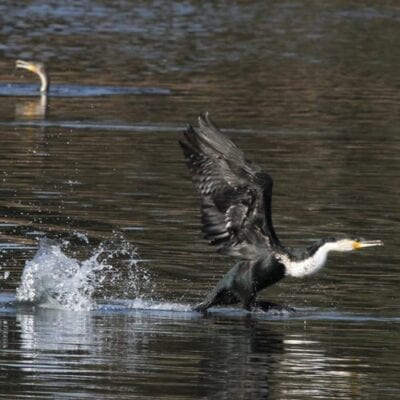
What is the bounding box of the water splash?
[16,236,151,311]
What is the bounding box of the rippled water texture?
[0,1,399,399]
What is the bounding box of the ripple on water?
[0,83,172,97]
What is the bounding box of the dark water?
[0,1,399,399]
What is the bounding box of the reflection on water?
[14,95,47,120]
[0,305,399,399]
[0,0,399,399]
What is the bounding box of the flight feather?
[180,113,281,260]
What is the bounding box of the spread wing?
[180,113,281,260]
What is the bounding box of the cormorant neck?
[279,241,339,278]
[38,70,49,93]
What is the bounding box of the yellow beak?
[16,60,38,74]
[352,240,384,250]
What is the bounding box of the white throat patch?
[277,242,336,278]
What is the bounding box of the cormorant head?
[323,237,383,252]
[283,237,383,278]
[16,60,49,93]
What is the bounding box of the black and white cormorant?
[16,60,49,93]
[180,113,383,312]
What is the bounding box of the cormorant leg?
[193,288,240,312]
[254,300,295,313]
[192,287,223,312]
[193,300,213,313]
[242,295,257,312]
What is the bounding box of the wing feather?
[180,113,281,260]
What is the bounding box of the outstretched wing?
[180,113,281,260]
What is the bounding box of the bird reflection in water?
[15,60,48,119]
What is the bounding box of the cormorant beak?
[352,240,384,250]
[16,60,39,74]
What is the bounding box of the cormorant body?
[180,114,383,312]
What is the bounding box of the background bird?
[16,59,49,93]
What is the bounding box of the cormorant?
[16,60,49,93]
[180,114,383,312]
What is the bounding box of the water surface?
[0,1,399,399]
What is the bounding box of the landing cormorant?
[16,60,49,93]
[180,114,383,312]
